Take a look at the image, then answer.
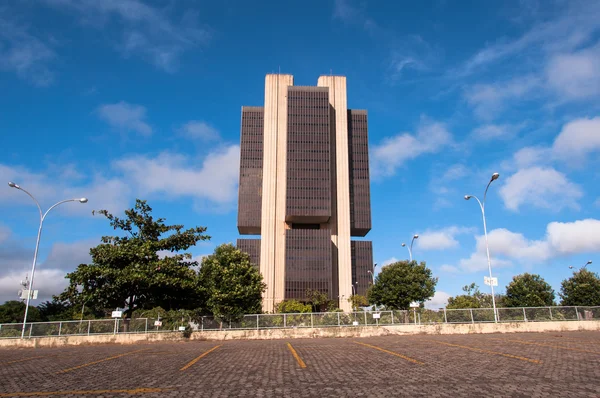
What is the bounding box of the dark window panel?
[236,238,261,270]
[238,106,264,235]
[351,240,374,297]
[347,110,372,236]
[285,229,333,301]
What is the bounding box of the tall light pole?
[8,182,88,338]
[401,235,419,262]
[464,172,500,323]
[569,260,593,271]
[367,263,377,285]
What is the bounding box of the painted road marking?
[56,348,149,374]
[0,388,166,397]
[180,345,221,371]
[491,338,600,355]
[286,343,307,368]
[354,342,424,365]
[4,356,48,365]
[431,341,542,364]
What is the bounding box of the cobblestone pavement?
[1,331,600,397]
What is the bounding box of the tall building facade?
[237,74,373,312]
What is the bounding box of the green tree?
[446,283,505,309]
[198,244,266,322]
[367,260,437,310]
[58,199,210,317]
[348,295,368,311]
[275,299,312,313]
[305,289,332,312]
[560,269,600,306]
[0,301,42,323]
[37,299,74,321]
[504,273,555,307]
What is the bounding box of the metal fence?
[1,306,599,339]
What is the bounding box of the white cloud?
[179,121,220,141]
[552,117,600,161]
[472,123,526,141]
[114,145,240,204]
[546,219,600,255]
[464,76,540,120]
[379,257,398,268]
[0,163,130,217]
[454,218,600,273]
[96,101,152,136]
[440,265,459,273]
[441,164,469,181]
[417,226,475,250]
[425,291,450,309]
[499,166,583,212]
[44,0,211,72]
[0,15,56,86]
[479,228,551,262]
[510,146,553,169]
[547,42,600,100]
[0,269,68,304]
[460,2,600,75]
[371,118,452,178]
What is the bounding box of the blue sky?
[1,0,600,308]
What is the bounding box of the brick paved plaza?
[1,331,599,397]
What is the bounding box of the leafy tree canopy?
[367,260,437,310]
[348,294,368,311]
[0,301,42,323]
[198,244,266,322]
[504,273,555,307]
[560,269,600,306]
[446,283,504,309]
[275,299,312,314]
[58,199,210,317]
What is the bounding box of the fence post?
[256,314,259,330]
[284,314,287,328]
[364,311,367,326]
[310,313,314,328]
[575,306,580,321]
[391,311,394,325]
[444,308,448,323]
[58,321,62,336]
[113,318,117,335]
[337,312,340,327]
[549,307,553,320]
[145,318,148,334]
[522,307,527,322]
[470,309,474,324]
[87,320,91,335]
[201,317,204,332]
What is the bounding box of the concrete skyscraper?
[237,74,373,313]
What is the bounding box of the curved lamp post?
[401,235,419,262]
[464,172,500,323]
[569,260,592,271]
[8,182,87,338]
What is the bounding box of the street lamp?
[8,182,87,338]
[401,235,419,262]
[569,260,592,271]
[464,172,500,323]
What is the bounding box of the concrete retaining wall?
[2,320,599,349]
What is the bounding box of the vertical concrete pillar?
[318,75,352,312]
[260,74,293,312]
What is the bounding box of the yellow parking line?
[4,356,47,365]
[491,338,600,355]
[286,343,307,368]
[432,341,541,364]
[180,345,221,371]
[57,348,149,374]
[0,388,166,397]
[354,342,424,365]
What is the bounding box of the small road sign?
[111,311,123,318]
[484,276,498,286]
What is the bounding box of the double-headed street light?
[569,260,593,271]
[401,235,419,262]
[464,172,500,323]
[8,182,87,338]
